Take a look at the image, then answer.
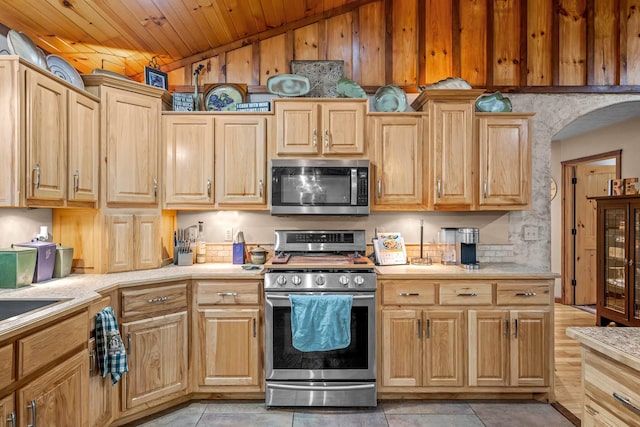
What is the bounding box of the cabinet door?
[430,101,473,208]
[134,214,161,271]
[468,310,509,387]
[215,116,267,206]
[423,310,464,387]
[163,115,214,207]
[197,308,260,387]
[105,215,134,272]
[274,101,319,155]
[121,311,188,411]
[322,101,366,155]
[0,394,15,427]
[68,91,99,203]
[104,87,160,205]
[0,59,20,206]
[88,296,114,427]
[477,115,531,208]
[17,351,88,427]
[599,201,629,325]
[509,310,550,387]
[380,309,421,387]
[25,68,67,203]
[371,116,426,209]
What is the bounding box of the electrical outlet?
[224,227,233,242]
[523,225,538,241]
[188,227,197,240]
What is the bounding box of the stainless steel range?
[264,230,377,407]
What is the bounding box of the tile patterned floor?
[134,400,575,427]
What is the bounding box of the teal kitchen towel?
[95,306,128,384]
[289,294,353,352]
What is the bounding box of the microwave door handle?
[351,168,357,205]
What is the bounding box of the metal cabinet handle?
[456,292,478,297]
[253,318,257,338]
[426,318,431,339]
[504,319,510,338]
[417,319,421,339]
[483,179,488,198]
[126,332,131,355]
[33,164,41,189]
[312,128,317,146]
[613,392,640,414]
[217,292,238,297]
[89,349,96,375]
[147,296,170,303]
[377,180,382,198]
[259,179,263,197]
[207,179,211,197]
[153,178,158,197]
[7,411,16,427]
[513,319,519,338]
[73,170,80,193]
[399,292,420,296]
[515,292,537,297]
[27,399,36,427]
[324,129,330,149]
[437,179,442,198]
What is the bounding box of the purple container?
[14,241,57,282]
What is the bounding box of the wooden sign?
[608,178,639,196]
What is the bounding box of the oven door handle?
[268,383,376,392]
[266,294,375,300]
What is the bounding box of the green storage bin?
[0,247,37,288]
[53,245,74,278]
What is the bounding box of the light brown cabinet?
[370,114,428,210]
[88,296,115,427]
[120,282,189,415]
[475,113,532,209]
[68,91,100,204]
[105,213,161,272]
[193,280,262,391]
[0,394,15,427]
[273,99,366,156]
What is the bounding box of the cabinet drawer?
[197,281,260,305]
[121,282,188,317]
[381,280,437,305]
[584,348,640,426]
[439,282,492,305]
[496,282,551,305]
[18,312,88,378]
[0,343,14,388]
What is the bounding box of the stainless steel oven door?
[265,291,376,381]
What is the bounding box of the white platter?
[47,54,84,89]
[7,30,48,70]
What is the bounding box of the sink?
[0,299,65,322]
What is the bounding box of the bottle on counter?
[196,221,206,264]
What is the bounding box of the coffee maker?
[456,227,479,267]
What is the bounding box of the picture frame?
[144,66,168,90]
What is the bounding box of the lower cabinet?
[0,394,15,427]
[379,279,553,395]
[17,350,89,427]
[88,295,115,427]
[193,280,262,391]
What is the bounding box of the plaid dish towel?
[95,306,128,385]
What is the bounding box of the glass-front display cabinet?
[596,195,640,326]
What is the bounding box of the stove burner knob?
[276,275,287,286]
[315,276,325,286]
[291,275,302,286]
[339,275,350,286]
[354,275,365,286]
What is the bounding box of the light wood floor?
[554,303,597,421]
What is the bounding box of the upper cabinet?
[0,57,100,208]
[83,74,167,208]
[162,113,269,210]
[370,114,428,210]
[475,113,533,210]
[272,99,367,157]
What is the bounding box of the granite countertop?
[0,262,556,339]
[566,326,640,371]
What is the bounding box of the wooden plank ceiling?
[0,0,359,79]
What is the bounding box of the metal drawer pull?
[613,392,640,414]
[217,292,238,297]
[456,292,478,297]
[89,349,96,375]
[269,383,375,392]
[126,333,131,355]
[426,318,431,339]
[399,292,420,296]
[504,319,510,338]
[253,318,257,338]
[515,292,537,297]
[266,294,374,300]
[27,399,36,427]
[7,411,16,426]
[513,319,519,338]
[147,296,170,303]
[417,319,421,339]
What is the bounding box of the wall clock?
[550,178,558,201]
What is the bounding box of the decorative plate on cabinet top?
[91,68,133,80]
[6,29,48,70]
[337,78,367,98]
[267,74,310,97]
[203,83,247,111]
[373,85,407,112]
[46,54,84,89]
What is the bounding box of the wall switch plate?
[224,227,233,242]
[524,225,538,241]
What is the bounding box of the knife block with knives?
[174,228,194,266]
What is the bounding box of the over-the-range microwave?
[270,158,370,215]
